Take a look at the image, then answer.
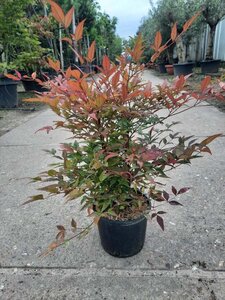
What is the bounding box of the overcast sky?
[97,0,151,39]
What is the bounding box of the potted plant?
[0,63,19,108]
[198,0,225,74]
[156,53,168,73]
[21,1,224,257]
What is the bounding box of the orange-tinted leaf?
[47,241,59,251]
[132,34,144,61]
[65,66,72,78]
[71,47,84,64]
[112,71,120,87]
[62,37,72,45]
[71,70,81,79]
[151,52,160,62]
[171,23,177,41]
[74,19,85,41]
[154,31,162,51]
[48,57,60,72]
[94,216,100,224]
[201,76,211,92]
[31,72,37,80]
[64,6,74,29]
[87,41,96,62]
[183,11,201,32]
[5,74,20,81]
[200,134,222,146]
[102,55,111,71]
[48,0,65,24]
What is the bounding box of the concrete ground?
[0,70,225,300]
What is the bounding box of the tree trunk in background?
[166,44,175,64]
[71,2,78,64]
[205,25,216,60]
[59,26,64,70]
[176,37,186,63]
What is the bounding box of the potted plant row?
[16,1,224,257]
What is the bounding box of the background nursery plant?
[15,0,223,256]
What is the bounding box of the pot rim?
[99,214,147,225]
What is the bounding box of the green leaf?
[38,184,59,194]
[23,194,44,205]
[66,188,84,201]
[99,171,108,182]
[71,218,77,232]
[31,176,42,182]
[47,169,58,176]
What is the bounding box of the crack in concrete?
[1,266,225,279]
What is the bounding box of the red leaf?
[57,225,65,231]
[64,6,74,29]
[172,186,177,196]
[141,149,163,161]
[151,213,157,219]
[169,201,183,206]
[60,144,74,153]
[163,191,169,201]
[89,112,98,121]
[201,76,211,92]
[200,146,212,155]
[178,187,190,195]
[15,70,22,79]
[35,126,53,134]
[156,215,164,231]
[105,153,118,161]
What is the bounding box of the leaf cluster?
[18,1,224,252]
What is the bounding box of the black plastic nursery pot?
[22,79,48,92]
[165,64,174,75]
[200,60,221,74]
[173,62,195,76]
[0,78,19,108]
[157,63,167,73]
[98,215,147,257]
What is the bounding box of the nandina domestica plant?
[11,0,224,256]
